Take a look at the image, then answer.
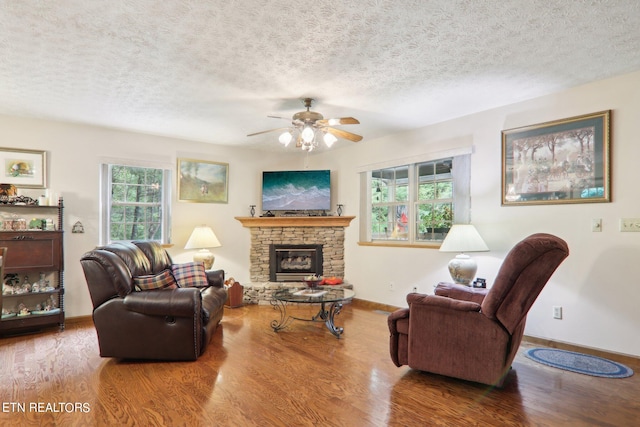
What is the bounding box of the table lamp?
[439,224,489,285]
[184,225,221,269]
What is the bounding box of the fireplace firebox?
[269,244,323,281]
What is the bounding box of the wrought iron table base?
[270,299,345,338]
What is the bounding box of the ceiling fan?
[247,98,362,151]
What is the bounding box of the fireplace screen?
[270,244,323,281]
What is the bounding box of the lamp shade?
[185,225,221,269]
[184,226,221,249]
[439,224,488,286]
[439,224,489,253]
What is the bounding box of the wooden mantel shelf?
[235,216,355,228]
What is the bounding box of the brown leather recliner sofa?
[388,233,569,386]
[80,241,227,361]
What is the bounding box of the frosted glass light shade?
[279,131,292,146]
[323,132,337,147]
[301,126,315,143]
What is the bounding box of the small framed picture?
[0,148,47,188]
[501,111,610,206]
[177,158,228,203]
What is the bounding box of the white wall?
[2,69,639,357]
[1,116,289,321]
[310,70,640,358]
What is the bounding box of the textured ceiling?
[1,0,640,151]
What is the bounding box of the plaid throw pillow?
[171,262,209,288]
[133,269,178,291]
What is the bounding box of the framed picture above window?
[501,110,611,206]
[0,147,47,188]
[177,159,228,203]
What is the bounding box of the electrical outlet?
[620,218,640,232]
[389,282,395,291]
[553,306,563,319]
[412,286,418,293]
[591,218,602,232]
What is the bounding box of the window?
[100,163,171,244]
[371,166,410,240]
[360,151,471,246]
[416,159,455,241]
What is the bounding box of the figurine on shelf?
[0,184,17,197]
[2,277,14,295]
[36,272,47,292]
[49,294,58,309]
[21,275,31,293]
[4,273,20,294]
[18,303,30,317]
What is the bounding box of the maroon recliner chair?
[388,233,569,386]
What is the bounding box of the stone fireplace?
[249,225,345,282]
[270,244,323,281]
[235,216,355,283]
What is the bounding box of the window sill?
[357,241,441,249]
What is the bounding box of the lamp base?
[447,254,477,286]
[193,249,215,270]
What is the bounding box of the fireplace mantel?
[235,216,355,228]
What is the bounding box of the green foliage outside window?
[370,159,454,242]
[371,166,409,240]
[110,165,163,241]
[416,160,453,240]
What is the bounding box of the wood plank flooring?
[1,301,639,426]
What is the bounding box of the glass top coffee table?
[270,287,355,338]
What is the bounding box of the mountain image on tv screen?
[262,170,331,211]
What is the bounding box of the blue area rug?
[525,348,634,378]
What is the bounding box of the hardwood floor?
[1,301,639,426]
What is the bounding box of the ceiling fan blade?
[267,115,292,121]
[325,127,363,142]
[247,127,289,137]
[316,117,360,126]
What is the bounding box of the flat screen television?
[262,170,331,211]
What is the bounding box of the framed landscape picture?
[0,147,47,188]
[501,110,611,206]
[178,158,228,203]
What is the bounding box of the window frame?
[415,158,454,242]
[359,148,471,248]
[370,165,411,241]
[100,162,172,245]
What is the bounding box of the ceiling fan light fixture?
[247,98,362,151]
[301,126,315,143]
[323,132,337,147]
[278,131,293,146]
